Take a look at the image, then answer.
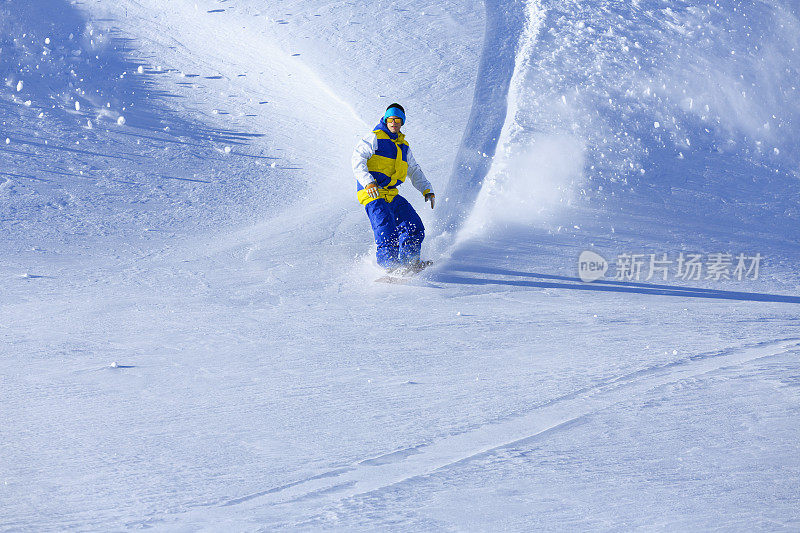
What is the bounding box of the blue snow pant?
[365,195,425,269]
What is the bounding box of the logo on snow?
[578,250,608,282]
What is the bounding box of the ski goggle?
[385,117,403,124]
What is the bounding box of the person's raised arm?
[407,147,435,208]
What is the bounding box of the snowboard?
[375,260,433,284]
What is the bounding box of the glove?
[364,182,380,199]
[424,192,435,209]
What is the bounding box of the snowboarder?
[352,103,435,272]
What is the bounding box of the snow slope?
[2,0,800,530]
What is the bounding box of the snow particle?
[45,37,51,45]
[15,80,23,92]
[137,65,144,74]
[773,147,780,155]
[74,101,80,111]
[270,162,277,168]
[456,311,462,316]
[224,146,232,154]
[5,138,9,144]
[110,361,119,368]
[117,116,126,125]
[672,349,678,355]
[654,121,660,128]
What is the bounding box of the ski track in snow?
[439,0,536,231]
[438,0,556,242]
[161,337,800,527]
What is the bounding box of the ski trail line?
[164,337,800,528]
[438,0,545,232]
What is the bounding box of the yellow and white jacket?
[351,121,433,206]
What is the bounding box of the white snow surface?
[2,0,800,530]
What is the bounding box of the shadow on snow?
[0,0,261,145]
[434,264,800,304]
